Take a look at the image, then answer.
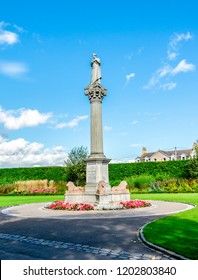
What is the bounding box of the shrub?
[109,160,190,181]
[188,159,198,178]
[0,184,15,195]
[53,181,67,195]
[65,146,88,186]
[120,200,151,209]
[156,178,198,193]
[0,166,67,186]
[1,180,57,195]
[47,201,94,211]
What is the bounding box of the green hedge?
[109,160,190,181]
[0,160,190,187]
[0,166,67,185]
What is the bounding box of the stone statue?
[96,180,106,195]
[66,181,84,194]
[91,53,102,84]
[111,180,129,193]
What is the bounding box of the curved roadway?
[0,200,193,260]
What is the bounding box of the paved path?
[0,200,193,260]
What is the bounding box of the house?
[136,143,197,162]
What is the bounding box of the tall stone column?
[84,83,111,200]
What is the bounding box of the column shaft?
[90,100,104,157]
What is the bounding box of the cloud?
[0,138,68,167]
[0,107,51,130]
[144,31,195,91]
[171,59,195,75]
[126,72,135,82]
[13,24,26,33]
[144,60,195,90]
[0,61,28,77]
[167,52,177,61]
[55,115,88,129]
[0,21,19,46]
[160,82,177,91]
[167,32,192,60]
[104,125,112,131]
[130,143,143,147]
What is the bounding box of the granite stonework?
[65,54,130,207]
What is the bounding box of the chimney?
[142,147,147,156]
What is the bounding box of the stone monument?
[84,53,112,205]
[65,54,130,207]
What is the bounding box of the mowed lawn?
[133,193,198,259]
[0,195,64,207]
[0,193,197,259]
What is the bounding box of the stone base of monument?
[64,194,85,203]
[64,180,130,210]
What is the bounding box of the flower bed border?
[46,200,151,211]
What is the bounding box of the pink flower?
[120,200,151,209]
[47,201,94,211]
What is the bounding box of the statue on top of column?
[91,53,102,84]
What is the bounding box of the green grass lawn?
[0,195,64,207]
[133,193,198,259]
[0,193,197,259]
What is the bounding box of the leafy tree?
[188,143,198,178]
[65,146,88,186]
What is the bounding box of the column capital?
[85,83,107,102]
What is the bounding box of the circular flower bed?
[47,200,151,211]
[120,200,151,209]
[47,201,94,211]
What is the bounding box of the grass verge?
[0,195,64,208]
[132,193,198,259]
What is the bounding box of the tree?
[188,143,198,178]
[65,146,88,186]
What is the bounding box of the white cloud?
[130,120,139,125]
[130,143,143,147]
[167,51,177,61]
[160,82,177,91]
[104,125,112,131]
[157,64,172,78]
[0,61,28,77]
[144,60,195,90]
[0,107,51,130]
[56,115,88,129]
[13,24,26,33]
[0,21,19,45]
[169,32,192,49]
[171,59,195,75]
[0,138,68,167]
[143,65,171,89]
[167,32,192,60]
[126,72,135,82]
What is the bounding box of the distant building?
[136,143,197,162]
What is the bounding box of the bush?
[0,184,15,195]
[65,146,88,186]
[47,201,94,211]
[120,200,151,209]
[154,178,198,193]
[53,182,67,195]
[188,158,198,178]
[0,166,67,186]
[109,160,190,182]
[0,180,57,195]
[65,163,86,186]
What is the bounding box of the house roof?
[139,148,193,159]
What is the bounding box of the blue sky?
[0,0,197,167]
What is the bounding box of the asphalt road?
[0,201,193,260]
